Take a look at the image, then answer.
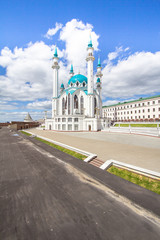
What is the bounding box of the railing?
[103,125,160,137]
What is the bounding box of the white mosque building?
[45,38,105,131]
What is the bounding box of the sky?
[0,0,160,122]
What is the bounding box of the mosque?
[45,38,106,131]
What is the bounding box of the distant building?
[24,113,33,122]
[102,95,160,122]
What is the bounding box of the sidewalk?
[26,129,160,172]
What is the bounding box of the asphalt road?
[0,127,160,240]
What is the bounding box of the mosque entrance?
[49,125,52,130]
[88,125,91,131]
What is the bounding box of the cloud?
[0,41,54,102]
[0,100,18,110]
[44,22,63,39]
[102,50,160,100]
[27,100,52,110]
[60,19,99,74]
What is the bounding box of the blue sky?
[0,0,160,121]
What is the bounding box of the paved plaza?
[27,129,160,172]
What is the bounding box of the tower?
[52,46,60,117]
[86,35,95,94]
[86,36,95,117]
[96,57,103,117]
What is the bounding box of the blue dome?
[61,83,64,88]
[68,74,87,85]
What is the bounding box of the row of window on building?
[105,107,160,116]
[55,117,79,122]
[116,115,160,120]
[105,100,160,112]
[53,124,79,131]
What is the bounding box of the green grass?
[21,130,86,160]
[35,137,86,160]
[107,166,160,195]
[21,131,32,136]
[114,124,158,127]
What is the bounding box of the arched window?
[74,95,78,109]
[65,96,67,109]
[94,98,97,115]
[80,96,84,115]
[62,98,65,115]
[68,93,70,115]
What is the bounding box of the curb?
[23,130,97,163]
[100,159,160,180]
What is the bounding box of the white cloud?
[27,100,52,109]
[60,19,99,75]
[102,50,160,100]
[0,100,18,110]
[44,22,63,39]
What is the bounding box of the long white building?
[102,95,160,122]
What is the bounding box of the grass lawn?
[107,166,160,195]
[35,137,86,160]
[20,131,32,136]
[114,124,158,127]
[21,131,87,160]
[20,131,86,160]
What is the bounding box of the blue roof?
[65,87,88,95]
[70,64,73,73]
[97,57,101,67]
[54,46,58,57]
[68,74,87,85]
[88,35,93,48]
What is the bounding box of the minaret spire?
[88,34,93,48]
[69,64,74,78]
[52,45,60,118]
[54,45,58,57]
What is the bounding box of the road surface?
[0,127,160,240]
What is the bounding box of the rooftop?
[103,95,160,108]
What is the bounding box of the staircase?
[89,158,104,168]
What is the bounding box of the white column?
[87,59,94,94]
[53,68,58,98]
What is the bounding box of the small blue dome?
[61,83,64,88]
[97,78,100,83]
[68,74,87,85]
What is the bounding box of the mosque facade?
[45,38,105,131]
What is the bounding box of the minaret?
[86,35,95,94]
[52,46,60,98]
[86,36,95,118]
[96,57,103,118]
[69,64,74,78]
[52,46,60,117]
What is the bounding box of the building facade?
[45,38,104,131]
[102,95,160,122]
